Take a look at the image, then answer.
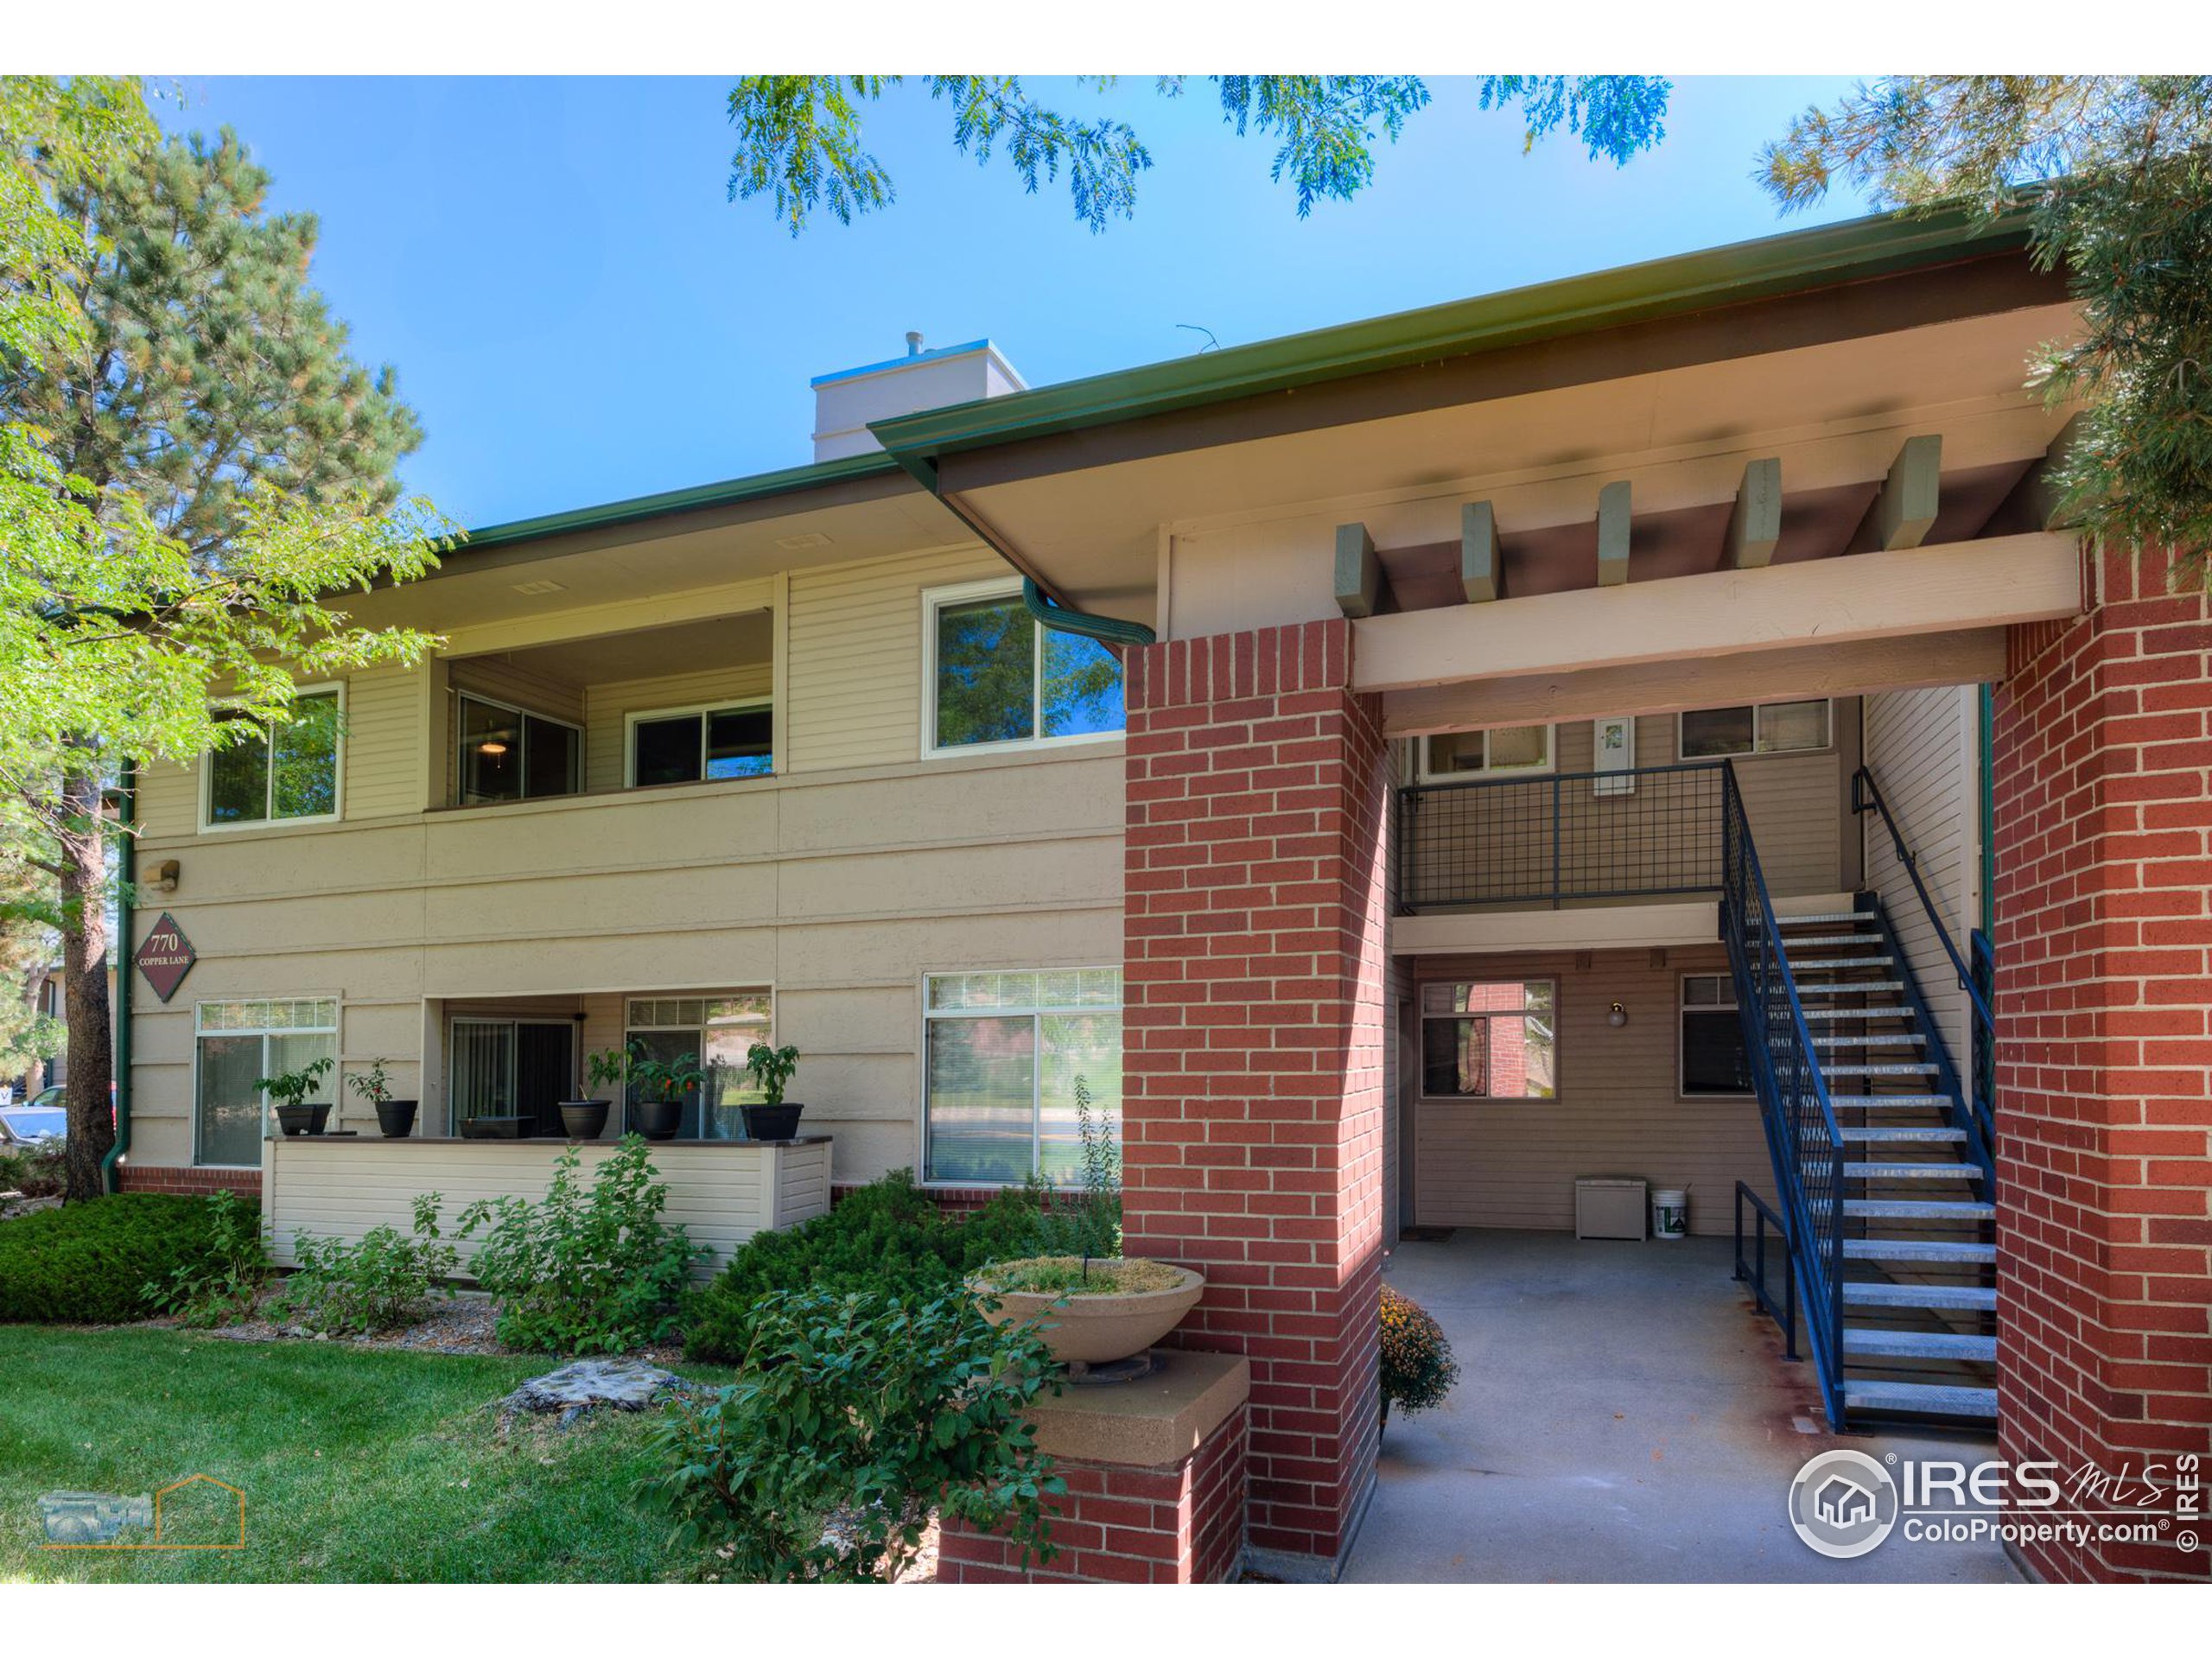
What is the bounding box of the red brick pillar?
[1120,619,1389,1573]
[1994,543,2212,1584]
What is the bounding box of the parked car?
[0,1103,67,1147]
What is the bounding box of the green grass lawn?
[0,1326,728,1583]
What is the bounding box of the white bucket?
[1651,1188,1688,1240]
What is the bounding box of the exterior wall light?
[1608,1001,1628,1028]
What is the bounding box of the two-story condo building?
[111,208,2210,1586]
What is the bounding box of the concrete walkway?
[1342,1230,2019,1583]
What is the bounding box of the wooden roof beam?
[1725,457,1783,569]
[1461,502,1502,603]
[1334,522,1382,619]
[1597,480,1631,586]
[1851,434,1942,553]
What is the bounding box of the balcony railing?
[1396,760,1726,912]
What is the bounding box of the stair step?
[1827,1094,1955,1108]
[1838,1126,1967,1143]
[1796,980,1905,995]
[1799,1006,1913,1020]
[1844,1380,1999,1420]
[1844,1237,1997,1263]
[1784,932,1886,947]
[1845,1161,1981,1180]
[1845,1283,1999,1313]
[1846,1328,1999,1362]
[1813,1032,1929,1047]
[1846,1198,1995,1220]
[1777,912,1870,926]
[1824,1062,1942,1076]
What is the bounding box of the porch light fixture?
[1608,1001,1628,1028]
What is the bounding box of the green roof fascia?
[452,448,909,556]
[871,206,2037,468]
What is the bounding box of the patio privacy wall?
[121,540,1124,1179]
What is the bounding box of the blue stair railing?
[1851,764,1998,1184]
[1720,761,1847,1428]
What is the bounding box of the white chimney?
[810,334,1027,462]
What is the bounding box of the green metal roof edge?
[453,448,909,555]
[871,206,2036,465]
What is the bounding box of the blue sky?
[161,76,1865,530]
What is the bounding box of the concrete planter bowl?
[972,1258,1206,1369]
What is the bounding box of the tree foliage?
[1761,76,2212,573]
[728,75,1670,234]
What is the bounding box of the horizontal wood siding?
[1862,684,1978,1065]
[344,665,425,820]
[1408,944,1774,1236]
[775,1139,833,1223]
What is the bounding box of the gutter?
[101,764,134,1197]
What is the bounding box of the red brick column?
[1119,620,1389,1572]
[1994,543,2212,1584]
[113,1165,261,1198]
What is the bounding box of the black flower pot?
[308,1103,333,1135]
[633,1098,683,1141]
[741,1102,804,1141]
[276,1104,315,1137]
[375,1099,418,1138]
[559,1098,611,1141]
[463,1115,527,1141]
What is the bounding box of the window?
[1681,975,1752,1096]
[194,997,337,1166]
[1679,699,1831,759]
[925,580,1124,754]
[1416,725,1554,781]
[456,694,582,805]
[448,1018,575,1135]
[623,992,773,1139]
[204,688,341,827]
[626,702,772,786]
[923,969,1122,1184]
[1420,981,1556,1099]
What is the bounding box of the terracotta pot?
[375,1099,418,1138]
[741,1102,804,1141]
[559,1099,610,1141]
[973,1264,1205,1367]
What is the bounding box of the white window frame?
[920,577,1126,759]
[1415,978,1560,1103]
[620,990,775,1139]
[1414,724,1558,784]
[623,698,774,788]
[1679,972,1752,1098]
[919,966,1123,1185]
[454,691,584,805]
[1675,698,1833,760]
[198,682,346,831]
[189,995,340,1166]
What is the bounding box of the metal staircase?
[1720,762,1999,1433]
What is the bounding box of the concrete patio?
[1341,1230,2021,1583]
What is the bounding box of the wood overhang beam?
[1334,522,1382,619]
[1850,434,1943,552]
[1725,457,1783,569]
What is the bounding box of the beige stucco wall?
[125,542,1123,1185]
[1406,944,1776,1236]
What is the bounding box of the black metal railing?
[1396,760,1726,911]
[1721,761,1847,1428]
[1733,1180,1799,1361]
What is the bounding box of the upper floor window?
[457,693,581,805]
[203,688,340,829]
[1679,698,1830,759]
[1416,724,1554,782]
[925,579,1124,756]
[627,702,772,786]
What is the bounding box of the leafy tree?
[0,856,62,1093]
[1,79,446,1198]
[727,75,1671,234]
[1761,76,2212,575]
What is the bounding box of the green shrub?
[272,1193,458,1337]
[684,1169,1058,1363]
[0,1194,245,1324]
[142,1189,271,1327]
[0,1141,67,1200]
[1379,1285,1461,1423]
[651,1287,1064,1581]
[460,1135,702,1355]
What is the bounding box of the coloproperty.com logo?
[1789,1449,2202,1561]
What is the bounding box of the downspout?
[100,763,135,1197]
[1021,576,1154,648]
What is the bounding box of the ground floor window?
[1680,974,1752,1096]
[922,969,1122,1185]
[448,1018,577,1135]
[623,992,773,1138]
[1420,981,1557,1099]
[194,998,338,1166]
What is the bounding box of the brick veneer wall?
[1995,542,2212,1584]
[938,1401,1249,1583]
[1119,620,1389,1570]
[114,1164,259,1197]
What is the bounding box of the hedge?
[0,1194,245,1324]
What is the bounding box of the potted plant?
[559,1046,626,1141]
[346,1058,416,1138]
[741,1042,804,1141]
[626,1041,702,1141]
[258,1056,334,1138]
[970,1255,1205,1373]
